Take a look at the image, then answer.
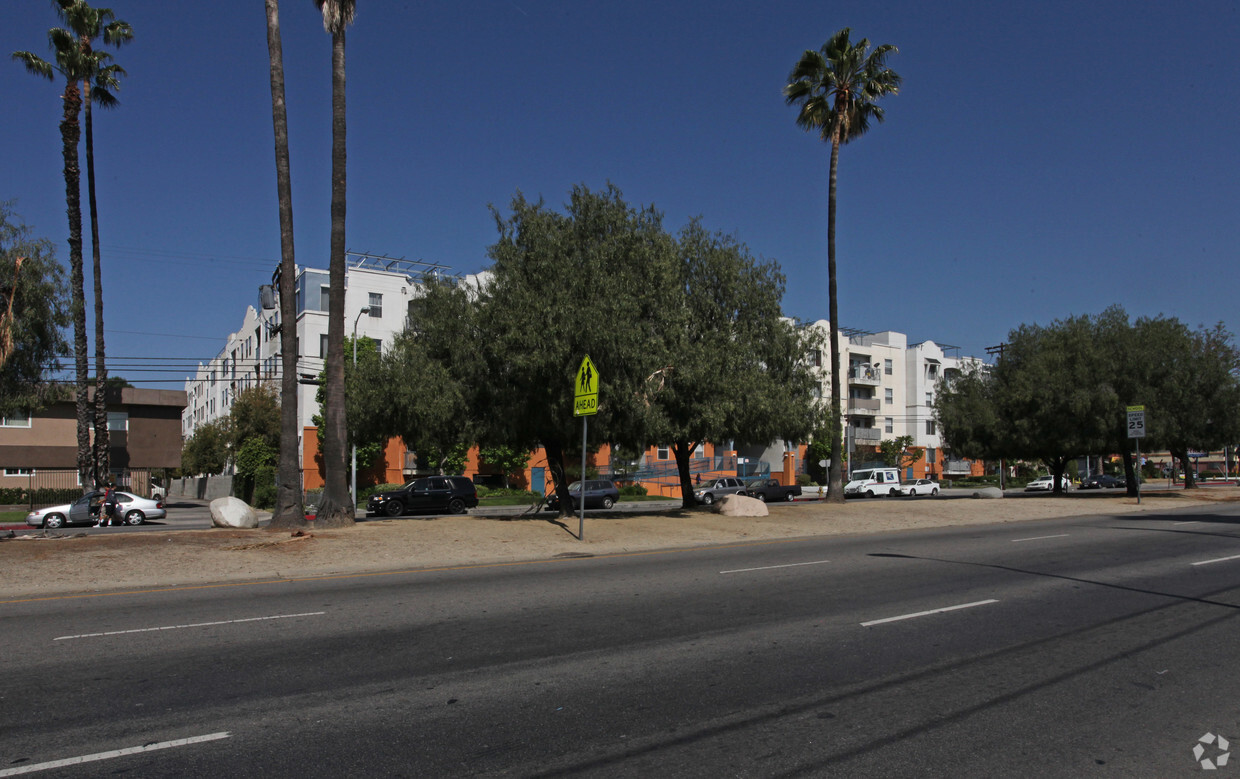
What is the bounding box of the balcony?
[847,398,881,416]
[848,365,882,386]
[850,427,882,443]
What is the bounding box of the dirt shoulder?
[4,489,1238,600]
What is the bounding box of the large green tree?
[314,0,357,526]
[0,202,70,416]
[478,185,679,515]
[785,28,900,504]
[50,1,132,486]
[644,219,818,507]
[14,12,95,488]
[263,0,305,528]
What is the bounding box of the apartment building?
[182,253,461,487]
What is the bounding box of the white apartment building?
[801,322,988,475]
[183,253,456,442]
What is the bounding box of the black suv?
[366,476,479,517]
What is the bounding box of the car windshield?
[567,481,582,492]
[850,472,871,481]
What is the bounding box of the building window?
[4,468,34,476]
[107,411,128,432]
[656,445,669,461]
[926,392,933,407]
[926,446,937,463]
[884,388,893,404]
[809,349,822,367]
[884,359,893,375]
[369,337,382,355]
[885,417,893,434]
[926,420,937,435]
[369,293,382,318]
[320,285,331,311]
[693,442,705,459]
[320,334,329,358]
[0,411,31,428]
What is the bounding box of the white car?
[26,490,167,528]
[900,478,940,497]
[1024,476,1071,492]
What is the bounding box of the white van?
[844,468,902,497]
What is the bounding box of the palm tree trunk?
[263,0,307,529]
[825,137,844,503]
[60,78,91,491]
[85,82,110,485]
[316,26,355,526]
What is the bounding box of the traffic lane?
[9,512,1240,775]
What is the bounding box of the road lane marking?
[0,732,230,776]
[1174,521,1202,526]
[1011,534,1070,543]
[53,612,325,641]
[1191,554,1240,567]
[861,599,999,627]
[720,560,831,574]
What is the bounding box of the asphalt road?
[5,501,1240,776]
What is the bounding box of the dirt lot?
[4,489,1238,600]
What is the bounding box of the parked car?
[545,479,620,511]
[366,476,478,517]
[693,477,749,505]
[1082,474,1126,489]
[844,468,902,498]
[744,478,802,502]
[27,491,166,528]
[1024,475,1072,492]
[900,478,940,497]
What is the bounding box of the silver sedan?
[26,491,167,528]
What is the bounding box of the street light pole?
[351,307,370,508]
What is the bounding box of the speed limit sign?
[1127,405,1146,439]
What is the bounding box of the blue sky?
[4,1,1237,387]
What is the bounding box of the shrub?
[619,483,647,497]
[796,473,813,486]
[251,466,277,510]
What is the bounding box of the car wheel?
[785,492,795,502]
[44,513,65,529]
[602,497,614,509]
[701,493,714,505]
[889,488,898,497]
[125,510,145,526]
[447,498,466,515]
[865,490,875,498]
[756,493,767,502]
[931,488,939,496]
[383,500,405,517]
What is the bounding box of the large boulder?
[714,494,768,517]
[211,496,260,528]
[972,487,1004,499]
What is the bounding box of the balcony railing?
[848,365,882,386]
[847,398,882,416]
[850,427,882,443]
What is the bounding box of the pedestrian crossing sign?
[574,355,598,417]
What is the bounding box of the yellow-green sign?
[574,355,598,417]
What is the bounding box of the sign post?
[574,356,599,540]
[1127,405,1145,504]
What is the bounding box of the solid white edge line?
[54,612,326,641]
[0,732,231,776]
[1191,554,1240,567]
[720,560,831,574]
[861,599,999,627]
[1174,521,1202,525]
[1011,534,1070,543]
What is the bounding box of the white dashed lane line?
[53,611,326,641]
[861,599,999,627]
[1191,554,1240,567]
[720,560,831,575]
[1011,534,1070,543]
[0,732,231,776]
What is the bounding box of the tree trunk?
[1121,450,1138,497]
[315,27,355,527]
[824,136,844,503]
[60,78,91,491]
[544,438,572,518]
[672,440,698,509]
[264,0,307,529]
[1175,447,1196,488]
[85,81,110,486]
[1048,457,1068,495]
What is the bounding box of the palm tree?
[314,0,357,526]
[784,28,900,503]
[54,0,132,486]
[14,20,93,488]
[263,0,306,528]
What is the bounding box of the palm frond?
[315,0,357,34]
[12,51,55,80]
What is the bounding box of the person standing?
[99,482,117,527]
